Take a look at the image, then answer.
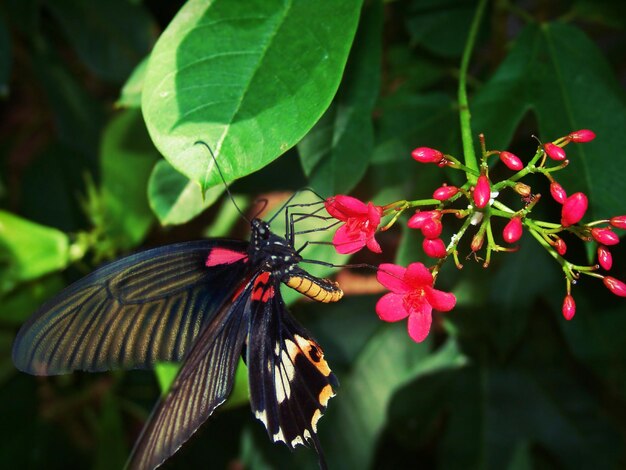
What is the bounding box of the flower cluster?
[324,128,626,342]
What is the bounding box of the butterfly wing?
[12,240,249,375]
[247,272,338,468]
[126,273,255,470]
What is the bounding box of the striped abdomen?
[285,274,343,303]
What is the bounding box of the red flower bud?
[421,219,443,239]
[554,237,567,256]
[610,216,626,229]
[598,246,613,271]
[412,147,444,164]
[499,151,523,171]
[432,185,459,201]
[471,233,484,252]
[568,129,596,143]
[544,143,566,161]
[562,295,576,320]
[603,276,626,297]
[591,227,620,246]
[550,182,567,204]
[423,238,446,258]
[407,210,441,229]
[473,175,491,209]
[503,217,523,243]
[561,192,588,227]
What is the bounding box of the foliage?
[1,0,626,469]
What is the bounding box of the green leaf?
[148,159,224,226]
[297,0,382,195]
[472,22,626,219]
[323,330,467,469]
[99,109,159,249]
[0,13,11,98]
[142,0,364,193]
[0,275,64,324]
[0,211,70,294]
[93,394,128,470]
[117,56,148,108]
[47,0,155,83]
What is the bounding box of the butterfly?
[12,208,342,469]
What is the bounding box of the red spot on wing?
[252,271,275,301]
[206,247,248,267]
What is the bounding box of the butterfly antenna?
[194,140,250,223]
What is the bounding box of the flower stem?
[458,0,488,182]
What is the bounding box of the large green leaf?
[297,0,382,196]
[142,0,363,194]
[47,0,155,83]
[99,109,159,249]
[471,22,626,220]
[116,56,148,109]
[147,159,224,226]
[0,211,70,294]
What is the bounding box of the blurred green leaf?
[0,274,64,324]
[142,0,363,193]
[117,56,148,108]
[203,194,249,238]
[0,211,70,294]
[323,329,466,469]
[406,0,477,58]
[472,22,626,220]
[297,0,382,196]
[0,13,11,98]
[93,393,128,470]
[148,159,224,226]
[47,0,155,83]
[99,109,158,249]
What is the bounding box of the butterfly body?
[12,218,341,469]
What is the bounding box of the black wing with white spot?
[247,273,338,469]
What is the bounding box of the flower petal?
[404,262,433,288]
[376,263,410,293]
[407,306,432,343]
[367,202,382,227]
[326,195,368,220]
[425,286,456,312]
[366,235,382,253]
[376,293,410,322]
[332,224,367,254]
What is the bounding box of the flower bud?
[554,237,567,256]
[544,143,566,161]
[473,175,490,209]
[562,295,576,320]
[513,182,531,197]
[407,210,441,229]
[610,216,626,229]
[433,185,459,201]
[598,246,612,271]
[423,238,446,258]
[421,219,443,239]
[550,182,567,204]
[568,129,596,143]
[603,276,626,297]
[591,227,620,246]
[471,232,484,252]
[499,151,523,171]
[561,192,588,227]
[412,147,444,164]
[503,217,523,243]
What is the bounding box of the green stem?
[458,0,488,182]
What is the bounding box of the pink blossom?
[325,195,383,254]
[432,185,459,201]
[473,175,491,209]
[411,147,444,164]
[499,151,523,171]
[544,143,566,161]
[610,216,626,229]
[561,192,588,227]
[376,263,456,343]
[568,129,596,143]
[550,182,567,204]
[503,217,523,243]
[423,238,446,258]
[591,227,620,246]
[603,276,626,297]
[562,295,576,320]
[598,246,612,271]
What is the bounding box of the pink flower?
[591,227,619,246]
[561,192,588,227]
[499,151,523,171]
[412,147,444,164]
[407,210,443,239]
[554,237,567,256]
[603,276,626,297]
[544,143,566,161]
[568,129,596,143]
[432,185,459,201]
[610,216,626,229]
[503,217,523,243]
[376,263,456,343]
[562,295,576,320]
[325,195,383,254]
[598,246,612,270]
[473,175,491,209]
[423,238,447,258]
[550,182,567,204]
